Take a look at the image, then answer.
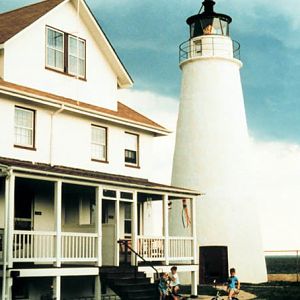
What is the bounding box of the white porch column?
[114,192,120,266]
[163,194,169,265]
[54,181,62,267]
[191,271,198,296]
[96,186,102,267]
[52,276,61,300]
[5,277,13,300]
[94,275,101,300]
[131,191,138,265]
[191,196,198,265]
[7,173,15,269]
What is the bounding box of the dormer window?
[46,26,86,79]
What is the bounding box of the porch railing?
[13,230,56,262]
[137,236,165,260]
[137,236,195,262]
[168,237,194,260]
[12,231,98,262]
[61,232,97,261]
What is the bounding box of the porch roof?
[0,157,201,196]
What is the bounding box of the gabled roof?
[0,0,133,88]
[0,79,170,135]
[0,156,201,196]
[0,0,64,44]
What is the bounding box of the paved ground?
[183,288,256,299]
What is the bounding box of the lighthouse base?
[195,190,268,284]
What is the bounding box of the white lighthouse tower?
[171,0,267,283]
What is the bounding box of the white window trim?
[14,106,35,148]
[91,125,108,162]
[68,35,86,78]
[124,132,139,167]
[46,26,65,72]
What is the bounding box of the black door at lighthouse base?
[199,246,229,284]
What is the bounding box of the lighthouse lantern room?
[179,0,240,63]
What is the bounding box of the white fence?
[137,236,195,262]
[12,230,97,263]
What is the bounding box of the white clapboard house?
[0,1,200,299]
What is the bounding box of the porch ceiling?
[0,156,201,196]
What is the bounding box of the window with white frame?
[46,27,64,71]
[124,132,139,166]
[46,26,86,78]
[91,125,107,161]
[124,202,132,235]
[14,107,35,148]
[68,35,86,78]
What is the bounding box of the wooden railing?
[13,231,56,262]
[137,236,165,261]
[137,236,195,262]
[168,237,194,260]
[12,231,97,262]
[61,232,97,261]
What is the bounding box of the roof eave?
[78,0,134,88]
[0,163,201,196]
[0,84,170,136]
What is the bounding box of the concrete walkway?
[184,289,257,299]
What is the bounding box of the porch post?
[94,275,101,300]
[191,197,198,264]
[52,276,61,300]
[115,191,120,266]
[163,194,169,265]
[191,271,198,296]
[54,181,62,267]
[7,173,15,269]
[131,191,138,265]
[96,186,102,267]
[5,277,13,300]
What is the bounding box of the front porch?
[0,158,200,298]
[0,175,198,268]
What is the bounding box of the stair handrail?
[117,239,159,280]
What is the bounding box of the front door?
[102,199,116,266]
[199,246,229,284]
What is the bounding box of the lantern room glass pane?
[190,17,230,38]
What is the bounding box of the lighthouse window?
[212,18,223,35]
[124,132,139,166]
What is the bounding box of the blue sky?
[1,0,300,143]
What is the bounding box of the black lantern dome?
[187,0,232,38]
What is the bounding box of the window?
[124,203,132,235]
[68,36,86,78]
[91,125,107,162]
[124,132,139,166]
[46,26,86,78]
[14,107,35,148]
[46,27,64,71]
